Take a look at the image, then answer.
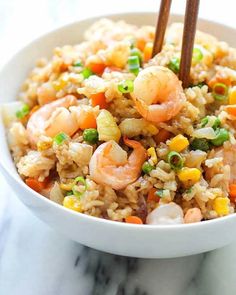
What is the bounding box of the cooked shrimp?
[37,82,57,106]
[146,202,184,225]
[89,137,147,190]
[184,208,202,224]
[132,66,185,123]
[206,144,236,183]
[27,95,78,146]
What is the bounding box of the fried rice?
[2,18,236,225]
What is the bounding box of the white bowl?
[1,12,236,258]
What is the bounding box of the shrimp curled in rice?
[89,137,147,190]
[132,66,185,123]
[27,95,78,146]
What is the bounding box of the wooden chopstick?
[152,0,172,57]
[179,0,200,87]
[152,0,200,87]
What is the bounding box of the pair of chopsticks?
[152,0,200,88]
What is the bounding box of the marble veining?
[1,1,236,294]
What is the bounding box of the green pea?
[210,128,229,146]
[83,128,99,144]
[82,68,94,79]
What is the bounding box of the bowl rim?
[1,11,236,231]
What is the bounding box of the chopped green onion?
[53,132,68,145]
[66,190,74,196]
[83,128,99,144]
[210,128,229,146]
[196,81,206,88]
[82,68,94,79]
[16,104,30,119]
[212,83,228,101]
[117,80,134,94]
[190,138,210,152]
[186,187,193,194]
[201,116,221,130]
[201,117,208,128]
[130,48,142,64]
[167,57,180,74]
[201,117,209,128]
[142,161,154,174]
[192,47,203,63]
[73,60,83,67]
[190,81,206,88]
[212,118,221,130]
[72,176,88,198]
[129,39,136,49]
[128,56,140,76]
[167,151,184,170]
[155,189,164,198]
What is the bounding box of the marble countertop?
[1,1,236,294]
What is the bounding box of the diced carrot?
[136,39,146,51]
[125,216,143,224]
[88,63,106,75]
[147,187,160,203]
[90,92,108,109]
[143,42,153,62]
[25,178,47,193]
[154,129,172,145]
[226,105,236,117]
[229,184,236,202]
[79,111,97,130]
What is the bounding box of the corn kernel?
[229,86,236,105]
[178,168,201,184]
[63,196,82,212]
[213,197,230,216]
[147,147,158,165]
[52,73,69,91]
[60,182,74,191]
[146,123,158,135]
[169,134,189,152]
[37,140,52,151]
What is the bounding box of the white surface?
[1,0,236,294]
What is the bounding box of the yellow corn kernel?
[147,147,158,165]
[96,109,121,142]
[146,123,158,135]
[37,140,52,151]
[178,168,201,184]
[213,197,230,216]
[169,134,189,152]
[229,86,236,105]
[60,182,74,191]
[52,73,69,91]
[63,196,82,212]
